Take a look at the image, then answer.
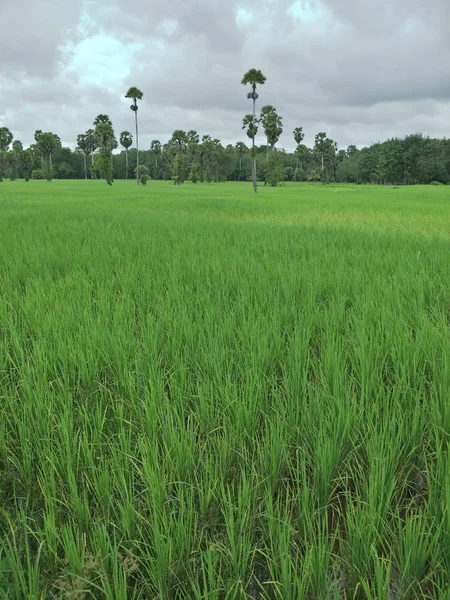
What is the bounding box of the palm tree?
[314,132,327,171]
[125,87,143,185]
[120,131,133,179]
[293,127,305,178]
[36,132,60,181]
[266,112,283,151]
[150,140,162,175]
[76,132,90,179]
[93,115,117,185]
[260,105,276,160]
[241,69,266,193]
[94,114,112,126]
[242,115,258,138]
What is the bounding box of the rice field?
[1,180,450,599]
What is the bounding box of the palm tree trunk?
[49,154,52,181]
[125,149,128,180]
[252,91,257,193]
[135,108,139,185]
[110,153,114,182]
[83,154,87,180]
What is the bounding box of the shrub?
[140,174,150,185]
[429,181,444,185]
[31,169,44,180]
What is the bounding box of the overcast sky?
[1,0,449,151]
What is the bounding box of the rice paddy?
[1,180,450,598]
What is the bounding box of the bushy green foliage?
[172,153,184,185]
[265,150,284,186]
[31,169,44,179]
[188,162,200,183]
[1,180,450,597]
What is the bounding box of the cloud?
[1,0,449,150]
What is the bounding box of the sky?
[1,0,449,151]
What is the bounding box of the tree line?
[1,72,449,187]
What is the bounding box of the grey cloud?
[0,0,84,78]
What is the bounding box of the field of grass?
[1,180,450,599]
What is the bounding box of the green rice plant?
[1,180,450,597]
[389,510,439,599]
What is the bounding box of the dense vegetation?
[1,180,450,598]
[1,130,449,186]
[1,68,449,187]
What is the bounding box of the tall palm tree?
[241,69,266,193]
[125,87,143,185]
[293,127,305,178]
[120,131,133,179]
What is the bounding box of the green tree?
[265,149,285,186]
[293,127,305,178]
[0,127,12,152]
[260,104,283,159]
[0,127,13,182]
[235,142,247,180]
[261,105,274,157]
[120,131,133,179]
[135,165,150,185]
[314,132,337,182]
[76,131,95,180]
[93,115,117,185]
[58,162,74,179]
[9,141,23,180]
[86,130,98,179]
[314,132,327,171]
[170,130,188,184]
[187,130,200,145]
[241,68,266,192]
[36,132,60,181]
[242,114,258,144]
[19,149,34,181]
[125,86,143,185]
[265,112,283,151]
[150,140,162,175]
